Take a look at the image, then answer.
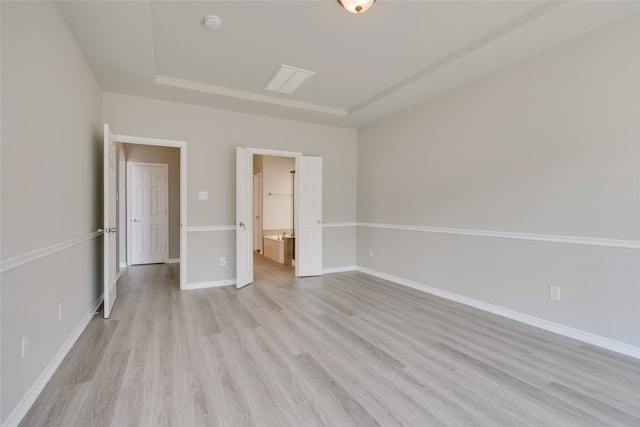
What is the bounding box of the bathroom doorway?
[236,146,322,287]
[253,154,296,277]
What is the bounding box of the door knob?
[98,227,117,233]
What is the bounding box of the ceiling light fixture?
[203,15,222,31]
[337,0,376,14]
[265,65,315,95]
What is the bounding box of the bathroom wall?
[262,156,296,233]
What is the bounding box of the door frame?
[253,171,263,254]
[246,147,301,276]
[112,133,188,289]
[126,162,169,266]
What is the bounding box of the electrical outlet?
[59,304,63,321]
[220,257,226,266]
[21,336,30,359]
[550,285,562,301]
[198,191,208,201]
[368,249,374,258]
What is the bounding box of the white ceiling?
[56,1,639,128]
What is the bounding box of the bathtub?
[263,235,294,264]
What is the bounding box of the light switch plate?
[550,285,561,301]
[198,191,208,201]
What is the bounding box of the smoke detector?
[203,15,222,31]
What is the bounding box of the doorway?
[103,124,187,318]
[116,143,185,279]
[236,147,323,289]
[253,155,296,276]
[117,143,181,269]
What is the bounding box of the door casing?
[253,171,263,254]
[236,146,323,285]
[110,132,188,289]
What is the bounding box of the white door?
[253,172,263,253]
[103,124,118,318]
[297,156,323,276]
[236,147,253,288]
[129,163,168,265]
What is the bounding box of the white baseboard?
[2,295,104,427]
[182,269,356,289]
[323,265,356,274]
[182,279,235,290]
[356,266,640,360]
[167,258,180,264]
[119,262,127,269]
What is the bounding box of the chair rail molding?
[357,222,640,249]
[186,225,236,232]
[1,231,103,273]
[186,222,357,232]
[323,222,358,228]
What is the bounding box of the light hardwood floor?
[20,254,640,426]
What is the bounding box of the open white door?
[103,124,118,318]
[297,156,323,276]
[236,147,253,288]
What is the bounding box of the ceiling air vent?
[264,65,315,94]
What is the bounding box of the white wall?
[357,15,640,348]
[1,2,103,423]
[103,92,358,284]
[262,156,295,231]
